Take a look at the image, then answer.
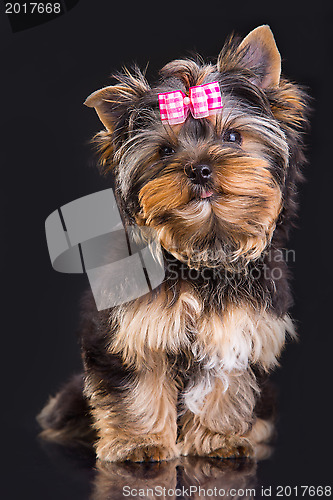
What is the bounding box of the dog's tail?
[37,373,96,448]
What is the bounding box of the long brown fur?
[38,25,309,462]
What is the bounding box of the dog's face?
[86,26,307,269]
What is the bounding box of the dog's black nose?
[185,164,212,185]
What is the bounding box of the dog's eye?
[159,145,175,157]
[223,129,242,145]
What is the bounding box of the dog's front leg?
[87,356,179,462]
[179,369,258,458]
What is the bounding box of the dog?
[38,25,309,462]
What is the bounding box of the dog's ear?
[84,70,150,131]
[218,25,281,89]
[84,85,127,131]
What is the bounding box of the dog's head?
[85,25,308,269]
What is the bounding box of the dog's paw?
[126,444,178,462]
[208,437,253,459]
[97,441,179,463]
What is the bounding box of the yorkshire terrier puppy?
[38,25,308,462]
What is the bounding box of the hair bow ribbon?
[158,81,223,125]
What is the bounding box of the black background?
[1,1,332,498]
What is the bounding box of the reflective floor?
[6,419,330,500]
[38,438,262,500]
[91,456,259,500]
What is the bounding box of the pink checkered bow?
[158,81,223,125]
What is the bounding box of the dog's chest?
[110,287,293,372]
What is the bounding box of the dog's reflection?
[39,427,273,500]
[91,452,270,500]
